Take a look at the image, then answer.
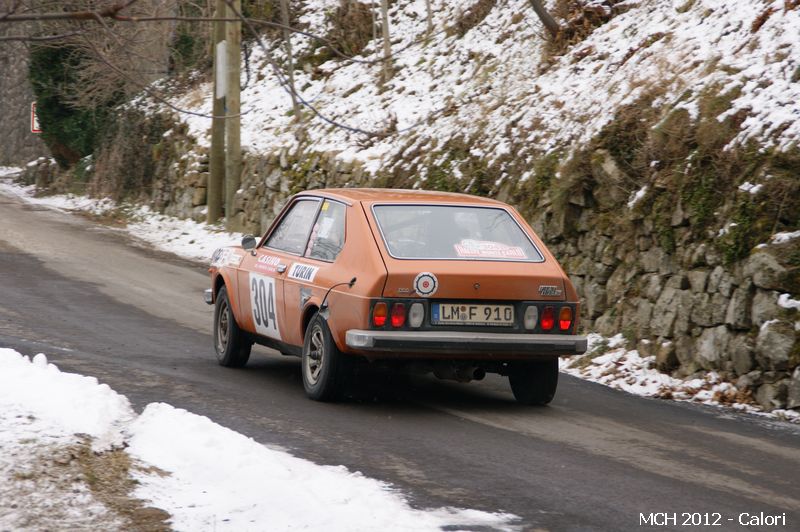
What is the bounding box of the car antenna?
[319,277,357,320]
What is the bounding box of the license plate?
[431,303,514,326]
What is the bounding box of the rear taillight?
[559,306,573,331]
[541,306,555,330]
[523,306,538,330]
[390,303,406,328]
[408,303,424,328]
[373,302,388,327]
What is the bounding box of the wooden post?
[225,0,242,229]
[208,0,226,224]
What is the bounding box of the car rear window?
[372,205,544,261]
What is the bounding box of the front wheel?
[214,286,252,367]
[508,358,559,405]
[302,314,350,401]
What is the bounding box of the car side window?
[306,200,346,262]
[265,199,320,255]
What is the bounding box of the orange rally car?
[205,188,587,404]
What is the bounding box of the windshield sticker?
[414,272,438,297]
[454,239,527,259]
[255,254,281,273]
[317,217,335,239]
[288,262,319,282]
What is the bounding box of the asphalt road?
[1,192,799,531]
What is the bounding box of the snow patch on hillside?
[163,0,799,179]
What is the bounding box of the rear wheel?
[508,358,559,405]
[214,286,252,367]
[302,314,350,401]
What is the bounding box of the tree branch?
[0,0,140,22]
[0,30,85,41]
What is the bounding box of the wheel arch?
[301,304,319,341]
[213,269,244,327]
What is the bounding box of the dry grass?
[751,6,777,33]
[544,0,619,59]
[74,441,171,532]
[447,0,497,38]
[325,1,376,57]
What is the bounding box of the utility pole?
[225,0,242,229]
[207,0,226,224]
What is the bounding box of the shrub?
[29,46,114,167]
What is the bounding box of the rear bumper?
[345,330,587,356]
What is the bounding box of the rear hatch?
[366,202,566,301]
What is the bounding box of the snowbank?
[0,349,517,531]
[560,334,800,423]
[0,175,243,263]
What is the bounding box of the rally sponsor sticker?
[453,239,526,259]
[288,262,319,282]
[414,272,438,297]
[211,248,244,267]
[255,254,281,273]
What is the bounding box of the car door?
[280,198,348,347]
[237,197,322,346]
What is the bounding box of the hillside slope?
[173,0,800,170]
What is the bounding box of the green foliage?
[170,31,209,73]
[29,46,114,167]
[91,109,175,200]
[593,95,658,174]
[718,200,756,264]
[513,152,560,218]
[425,161,460,193]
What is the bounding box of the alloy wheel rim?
[305,325,325,385]
[217,300,229,354]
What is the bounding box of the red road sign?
[31,102,41,134]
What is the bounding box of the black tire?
[213,286,252,367]
[302,313,350,401]
[508,358,559,405]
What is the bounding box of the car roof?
[296,188,506,206]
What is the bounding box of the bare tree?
[379,0,391,82]
[527,0,561,38]
[279,0,300,122]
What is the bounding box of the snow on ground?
[0,349,518,531]
[0,170,243,263]
[560,334,800,424]
[158,0,800,179]
[0,349,130,531]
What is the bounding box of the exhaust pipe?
[434,366,486,383]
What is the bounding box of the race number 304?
[249,273,281,340]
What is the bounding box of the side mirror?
[242,235,257,253]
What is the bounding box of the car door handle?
[277,264,287,273]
